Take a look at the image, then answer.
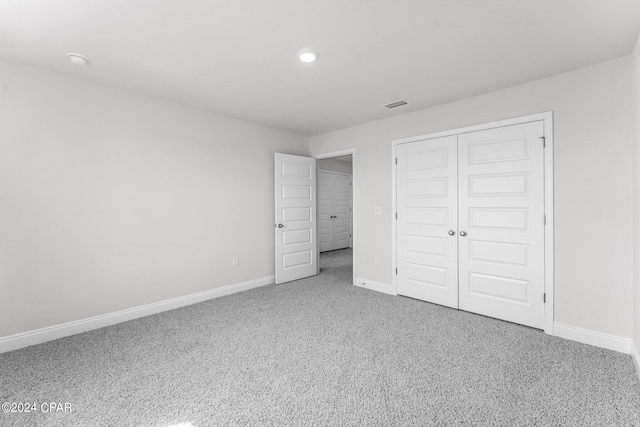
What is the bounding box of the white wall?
[632,33,640,351]
[319,158,352,174]
[309,57,634,338]
[0,60,308,338]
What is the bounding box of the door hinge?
[395,212,398,220]
[396,268,398,275]
[539,136,546,148]
[543,293,546,303]
[544,215,547,225]
[395,157,398,165]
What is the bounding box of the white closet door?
[332,173,351,250]
[318,172,333,252]
[457,121,545,328]
[319,171,352,252]
[396,135,459,308]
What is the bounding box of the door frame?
[391,112,554,335]
[318,169,353,251]
[314,149,356,286]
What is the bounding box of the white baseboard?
[354,277,396,295]
[631,342,640,379]
[554,322,631,354]
[0,275,274,354]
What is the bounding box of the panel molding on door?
[396,135,459,308]
[275,153,318,284]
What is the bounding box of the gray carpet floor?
[1,248,640,426]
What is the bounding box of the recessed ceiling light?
[68,53,90,66]
[296,48,319,63]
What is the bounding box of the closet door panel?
[319,171,351,252]
[458,121,545,329]
[318,172,333,252]
[332,173,351,250]
[397,135,459,308]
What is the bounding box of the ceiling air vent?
[383,99,409,109]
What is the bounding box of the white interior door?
[331,173,351,250]
[275,153,318,284]
[458,121,545,328]
[318,172,332,252]
[318,171,351,252]
[396,135,459,308]
[395,120,546,329]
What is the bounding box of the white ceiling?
[1,1,639,136]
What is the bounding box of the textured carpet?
[1,248,639,426]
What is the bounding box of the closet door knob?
[448,230,455,236]
[460,230,467,237]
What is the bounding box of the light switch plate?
[374,206,382,215]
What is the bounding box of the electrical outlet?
[232,256,239,266]
[374,206,382,215]
[374,256,380,265]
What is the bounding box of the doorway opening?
[314,150,355,284]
